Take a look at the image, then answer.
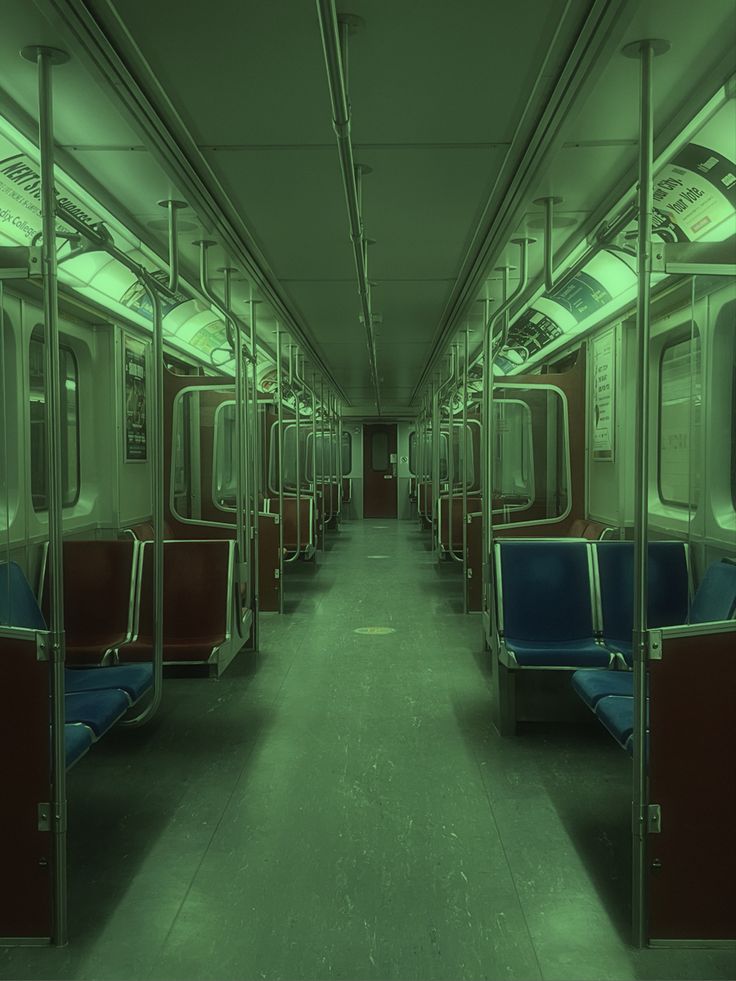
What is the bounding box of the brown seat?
[439,495,482,550]
[42,540,137,665]
[129,519,173,541]
[268,495,313,552]
[121,540,233,664]
[583,519,612,540]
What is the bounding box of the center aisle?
[154,518,543,980]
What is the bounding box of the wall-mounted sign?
[124,334,147,462]
[592,328,615,461]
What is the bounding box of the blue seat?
[572,557,736,714]
[65,689,130,739]
[688,560,736,623]
[595,696,634,752]
[571,669,633,709]
[65,664,153,703]
[497,541,611,668]
[65,723,93,769]
[595,541,689,663]
[0,561,46,630]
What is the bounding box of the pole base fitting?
[621,38,671,58]
[21,45,70,64]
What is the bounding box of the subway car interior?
[1,1,735,978]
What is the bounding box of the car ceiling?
[2,0,735,414]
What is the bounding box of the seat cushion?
[65,664,153,703]
[689,561,736,624]
[505,637,613,668]
[572,669,634,709]
[65,723,93,768]
[65,689,130,738]
[595,695,635,749]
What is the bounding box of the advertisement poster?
[592,329,615,461]
[124,335,147,461]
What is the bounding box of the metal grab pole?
[221,269,245,583]
[336,399,343,523]
[483,238,533,631]
[462,328,470,609]
[27,43,69,947]
[624,36,669,950]
[123,279,164,730]
[275,328,285,606]
[285,346,301,563]
[320,378,326,547]
[533,196,563,293]
[448,345,463,563]
[311,374,318,540]
[249,293,260,649]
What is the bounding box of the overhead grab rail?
[315,0,381,414]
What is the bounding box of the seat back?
[42,540,137,648]
[136,540,232,645]
[0,562,46,630]
[568,518,587,537]
[583,520,612,541]
[496,540,595,642]
[689,560,736,624]
[595,541,690,645]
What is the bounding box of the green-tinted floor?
[1,520,734,980]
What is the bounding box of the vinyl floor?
[1,520,734,980]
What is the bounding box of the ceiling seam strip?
[410,0,641,401]
[33,0,349,403]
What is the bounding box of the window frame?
[657,325,702,511]
[29,325,81,512]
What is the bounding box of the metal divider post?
[27,43,69,947]
[249,292,260,649]
[623,36,670,949]
[275,328,285,608]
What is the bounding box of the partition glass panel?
[171,386,235,526]
[492,385,569,525]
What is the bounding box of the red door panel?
[363,424,397,518]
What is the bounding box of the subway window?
[658,330,701,509]
[29,326,80,511]
[371,430,389,471]
[341,430,351,475]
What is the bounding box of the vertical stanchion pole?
[275,328,285,609]
[25,43,70,947]
[623,36,669,949]
[462,327,470,611]
[249,292,260,649]
[311,373,318,540]
[223,269,245,593]
[320,378,326,549]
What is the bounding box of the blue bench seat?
[505,638,611,668]
[65,723,93,769]
[595,696,634,753]
[596,541,690,663]
[65,689,130,739]
[65,664,153,703]
[496,540,612,670]
[571,669,633,708]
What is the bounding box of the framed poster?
[123,335,147,462]
[592,328,615,461]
